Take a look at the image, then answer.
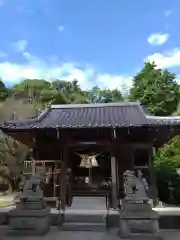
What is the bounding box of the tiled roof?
[1,102,148,129]
[146,115,180,126]
[1,102,180,130]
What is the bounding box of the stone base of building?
[119,201,162,239]
[7,206,51,236]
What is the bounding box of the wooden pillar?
[111,151,118,209]
[148,146,158,205]
[32,137,38,176]
[116,156,120,201]
[61,146,67,211]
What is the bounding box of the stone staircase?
[61,210,107,231]
[60,196,108,231]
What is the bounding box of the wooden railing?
[23,160,63,206]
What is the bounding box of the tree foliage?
[88,86,123,103]
[173,103,180,116]
[154,136,180,172]
[13,79,51,91]
[130,62,180,116]
[154,136,180,203]
[0,79,8,100]
[11,79,125,105]
[0,92,39,192]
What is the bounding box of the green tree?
[89,86,124,103]
[13,79,51,91]
[154,136,180,172]
[14,79,88,105]
[52,79,89,103]
[40,89,58,103]
[0,79,8,100]
[130,62,180,116]
[51,92,68,104]
[0,92,39,193]
[12,78,125,105]
[173,103,180,116]
[154,136,180,203]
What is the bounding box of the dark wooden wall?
[115,145,133,198]
[115,143,152,199]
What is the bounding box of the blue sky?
[0,0,179,89]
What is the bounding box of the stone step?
[61,222,107,232]
[65,212,107,223]
[118,233,162,239]
[6,228,49,236]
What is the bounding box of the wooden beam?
[67,140,112,147]
[124,143,152,149]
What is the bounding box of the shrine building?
[1,102,180,210]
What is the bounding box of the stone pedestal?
[8,206,50,236]
[119,200,162,239]
[7,174,51,236]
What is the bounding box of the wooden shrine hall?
[1,102,180,210]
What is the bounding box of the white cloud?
[58,25,65,32]
[165,9,173,17]
[96,74,132,90]
[0,52,132,90]
[12,40,28,53]
[146,48,180,68]
[147,33,169,46]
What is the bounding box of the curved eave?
[0,123,150,132]
[1,107,50,128]
[146,115,180,126]
[1,120,180,131]
[0,108,51,146]
[145,116,180,148]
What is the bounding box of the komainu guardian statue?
[8,172,50,236]
[123,170,148,202]
[119,170,160,239]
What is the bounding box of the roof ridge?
[51,102,139,109]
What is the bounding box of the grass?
[0,201,15,207]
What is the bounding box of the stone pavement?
[0,227,180,240]
[70,196,107,210]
